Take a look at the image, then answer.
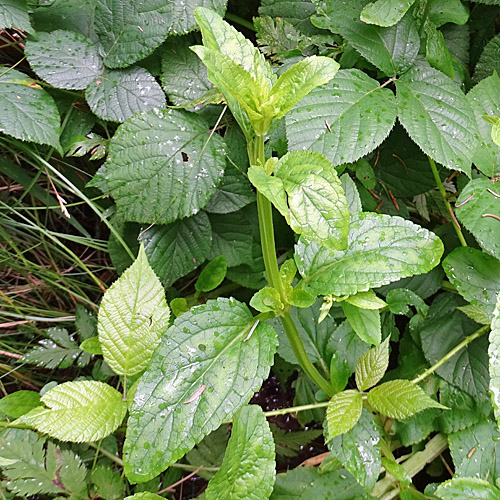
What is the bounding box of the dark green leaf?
[473,33,500,83]
[361,0,416,27]
[489,292,500,427]
[428,0,469,27]
[385,288,428,316]
[259,0,319,35]
[91,465,125,500]
[0,0,32,32]
[426,23,455,79]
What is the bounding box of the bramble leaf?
[325,390,363,439]
[355,337,390,391]
[489,292,500,427]
[473,33,500,83]
[0,0,32,32]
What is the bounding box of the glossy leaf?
[396,65,478,176]
[355,337,390,391]
[98,244,170,376]
[435,477,500,500]
[103,108,225,224]
[361,0,415,27]
[342,302,381,345]
[489,292,500,427]
[295,213,444,297]
[286,69,397,167]
[17,381,127,442]
[205,406,275,500]
[0,0,32,32]
[124,298,278,483]
[325,390,363,440]
[367,380,446,419]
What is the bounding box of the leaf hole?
[181,151,189,162]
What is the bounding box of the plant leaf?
[103,108,225,224]
[26,30,102,90]
[205,405,275,500]
[0,0,32,32]
[435,477,500,500]
[171,0,227,36]
[345,291,387,310]
[98,244,170,376]
[426,23,455,78]
[361,0,416,27]
[325,390,363,439]
[0,391,40,419]
[473,33,500,83]
[295,212,444,297]
[196,256,227,293]
[91,465,125,500]
[455,178,500,260]
[489,292,500,428]
[86,66,166,123]
[367,380,446,419]
[250,287,284,313]
[342,302,381,345]
[17,381,127,442]
[286,69,397,167]
[123,297,278,483]
[396,65,478,176]
[355,337,390,391]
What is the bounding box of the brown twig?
[156,465,203,494]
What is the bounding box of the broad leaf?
[286,69,397,167]
[361,0,415,27]
[124,298,278,483]
[171,0,227,36]
[205,406,275,500]
[139,211,212,287]
[0,391,40,419]
[86,67,166,123]
[26,30,102,90]
[396,65,478,176]
[312,1,420,76]
[196,256,227,293]
[426,23,455,78]
[125,494,163,500]
[342,302,381,345]
[355,337,390,391]
[0,0,32,32]
[367,379,445,419]
[295,212,444,297]
[17,381,127,442]
[428,0,469,27]
[473,33,500,83]
[327,409,382,491]
[455,178,500,260]
[103,108,225,223]
[325,390,363,439]
[345,291,387,310]
[443,247,500,318]
[435,477,500,500]
[259,0,319,35]
[489,292,500,427]
[98,244,170,375]
[0,69,61,149]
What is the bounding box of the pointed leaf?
[286,69,397,167]
[17,381,127,442]
[361,0,416,27]
[368,380,446,419]
[103,108,225,224]
[342,302,381,345]
[355,337,390,391]
[98,245,170,376]
[325,390,363,439]
[435,477,500,500]
[124,298,278,483]
[295,213,444,297]
[489,292,500,427]
[396,65,478,175]
[206,406,275,500]
[171,1,227,36]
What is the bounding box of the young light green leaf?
[196,256,227,293]
[296,213,444,297]
[426,23,455,79]
[367,380,446,419]
[248,165,289,219]
[396,65,478,176]
[355,337,390,391]
[455,178,500,260]
[0,69,61,150]
[345,291,387,310]
[80,336,102,355]
[443,247,500,318]
[489,292,500,427]
[325,390,363,440]
[103,108,225,224]
[16,381,127,442]
[86,66,166,123]
[0,0,32,32]
[0,391,40,419]
[205,406,275,500]
[457,304,491,325]
[26,30,102,90]
[124,298,278,483]
[98,244,170,376]
[250,287,284,313]
[435,477,500,500]
[286,69,397,167]
[361,0,416,27]
[342,302,381,345]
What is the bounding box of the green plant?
[1,0,500,499]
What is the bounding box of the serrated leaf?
[0,391,40,419]
[426,23,455,79]
[361,0,416,27]
[381,458,411,486]
[196,256,227,292]
[205,405,275,500]
[355,338,390,391]
[443,247,500,318]
[0,0,32,32]
[86,66,166,123]
[295,212,444,297]
[259,0,318,35]
[325,390,363,439]
[395,65,478,175]
[248,165,289,219]
[26,30,103,90]
[91,465,125,500]
[271,425,322,459]
[435,477,500,500]
[473,34,500,83]
[312,1,419,76]
[17,381,127,443]
[103,108,225,223]
[341,173,362,215]
[457,304,491,325]
[286,69,397,167]
[327,409,382,491]
[0,69,61,149]
[98,245,170,376]
[94,0,171,68]
[367,380,446,419]
[455,178,500,260]
[489,292,500,427]
[124,298,278,483]
[140,212,212,287]
[467,73,500,178]
[75,305,97,340]
[342,302,381,345]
